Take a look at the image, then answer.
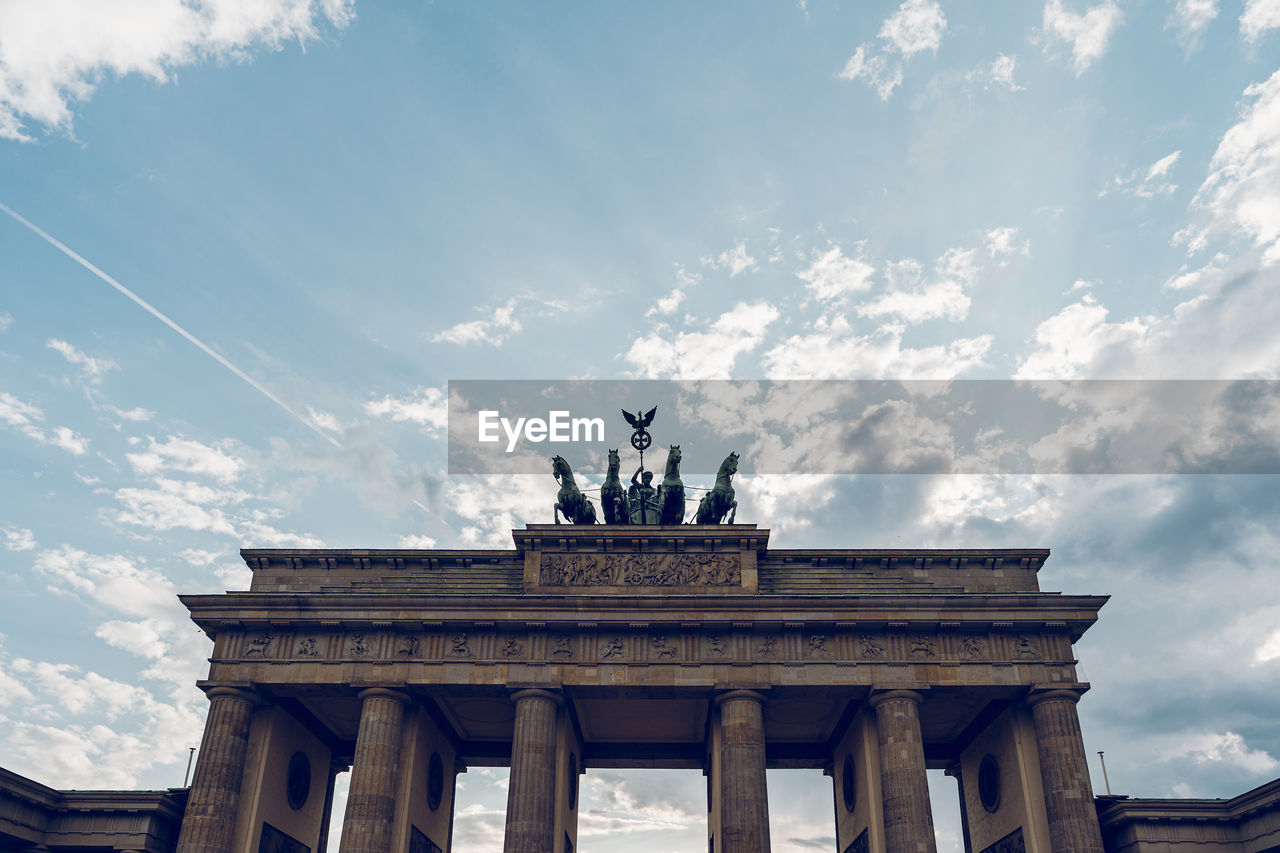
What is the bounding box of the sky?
[1,0,1280,850]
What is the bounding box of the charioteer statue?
[551,405,739,525]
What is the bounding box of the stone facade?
[165,524,1116,852]
[1096,779,1280,853]
[0,766,187,851]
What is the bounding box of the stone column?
[340,688,410,853]
[871,689,937,853]
[716,689,771,853]
[1027,688,1105,853]
[175,686,258,853]
[504,689,562,853]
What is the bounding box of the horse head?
[722,451,739,476]
[607,448,620,472]
[551,455,571,481]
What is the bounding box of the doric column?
[504,689,562,853]
[1027,688,1105,853]
[716,689,771,853]
[871,689,937,853]
[176,686,258,853]
[340,688,410,853]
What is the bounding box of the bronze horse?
[552,455,597,525]
[695,451,738,524]
[657,445,685,525]
[600,448,631,525]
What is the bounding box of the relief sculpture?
[539,552,740,587]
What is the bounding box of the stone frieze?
[538,552,741,587]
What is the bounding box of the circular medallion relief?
[427,752,445,811]
[568,753,579,810]
[978,754,1001,814]
[841,755,857,813]
[286,751,311,811]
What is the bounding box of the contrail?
[0,201,343,449]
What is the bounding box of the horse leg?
[727,499,737,524]
[554,502,563,524]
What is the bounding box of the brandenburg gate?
[173,524,1108,853]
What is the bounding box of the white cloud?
[107,405,155,423]
[46,338,115,383]
[984,226,1030,259]
[34,546,177,621]
[3,527,37,551]
[365,385,447,432]
[126,435,244,482]
[1101,150,1182,199]
[0,390,48,442]
[646,266,701,317]
[48,425,89,455]
[1241,0,1280,42]
[624,301,780,379]
[432,296,565,347]
[796,246,876,301]
[1015,295,1152,378]
[1164,252,1229,290]
[1168,0,1219,48]
[396,534,438,548]
[980,54,1025,92]
[852,230,1021,324]
[763,316,992,379]
[1172,731,1279,775]
[856,279,969,323]
[306,406,341,433]
[0,0,354,141]
[1042,0,1123,74]
[0,312,12,332]
[839,46,904,100]
[701,241,757,277]
[0,392,88,455]
[1179,69,1280,263]
[839,0,946,100]
[878,0,947,57]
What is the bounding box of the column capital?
[203,685,261,706]
[509,687,563,706]
[715,688,768,707]
[1026,685,1089,708]
[355,687,411,704]
[869,687,926,708]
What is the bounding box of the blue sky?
[2,0,1280,850]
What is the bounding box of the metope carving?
[1014,636,1040,658]
[398,635,422,656]
[245,634,272,657]
[911,637,937,657]
[348,634,370,656]
[858,634,885,658]
[809,635,833,658]
[651,636,678,659]
[756,636,778,658]
[450,634,470,657]
[551,635,573,657]
[501,636,524,658]
[601,636,626,660]
[707,634,728,657]
[962,636,985,658]
[539,552,740,587]
[296,637,320,658]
